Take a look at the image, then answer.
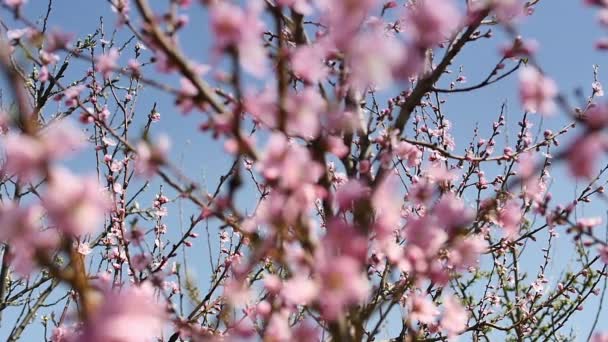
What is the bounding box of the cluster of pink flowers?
[2,0,608,341]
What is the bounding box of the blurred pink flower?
[405,0,462,48]
[566,133,605,179]
[4,0,26,8]
[408,294,440,324]
[316,255,369,320]
[519,67,558,114]
[394,141,422,167]
[0,203,59,275]
[291,43,329,83]
[135,135,170,178]
[3,121,85,181]
[498,200,523,239]
[42,168,110,236]
[210,0,266,76]
[335,179,370,212]
[281,275,319,306]
[449,235,486,270]
[440,296,468,336]
[95,48,119,78]
[78,282,167,342]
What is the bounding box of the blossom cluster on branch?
[0,0,607,341]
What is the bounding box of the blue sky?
[1,0,608,340]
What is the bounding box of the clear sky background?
[1,0,608,340]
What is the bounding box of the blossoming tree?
[1,0,608,341]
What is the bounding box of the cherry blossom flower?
[277,0,314,15]
[316,255,369,320]
[210,0,266,76]
[135,135,170,177]
[281,275,319,306]
[257,134,323,189]
[42,168,110,236]
[498,200,523,239]
[3,0,26,9]
[335,180,370,212]
[405,0,462,48]
[347,27,405,91]
[320,0,377,49]
[284,87,325,139]
[2,121,85,181]
[519,67,558,114]
[440,296,468,337]
[408,294,440,324]
[433,193,474,235]
[566,133,606,179]
[95,48,119,79]
[44,29,73,52]
[291,43,329,84]
[592,332,608,342]
[584,103,608,129]
[373,174,404,238]
[78,282,167,341]
[449,236,486,270]
[0,203,59,275]
[394,140,422,167]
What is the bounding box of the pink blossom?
[3,133,46,181]
[39,66,49,82]
[406,216,448,254]
[78,282,167,342]
[0,111,8,135]
[41,121,86,160]
[281,275,319,306]
[498,200,523,239]
[131,253,152,271]
[347,27,405,91]
[246,87,323,139]
[373,174,404,238]
[501,36,539,58]
[0,203,59,275]
[319,0,377,49]
[394,141,422,167]
[440,296,468,336]
[44,29,73,52]
[593,81,605,96]
[519,67,558,114]
[2,121,85,181]
[566,133,605,179]
[3,0,26,9]
[316,255,369,320]
[577,216,602,229]
[210,0,266,76]
[335,180,370,212]
[592,332,608,342]
[95,48,119,78]
[135,135,170,177]
[326,136,349,158]
[600,245,608,264]
[42,168,110,236]
[284,87,324,139]
[405,0,462,48]
[6,28,30,41]
[265,313,292,341]
[408,294,440,324]
[433,193,474,235]
[291,43,329,83]
[257,134,323,189]
[449,235,486,270]
[277,0,314,14]
[584,103,608,130]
